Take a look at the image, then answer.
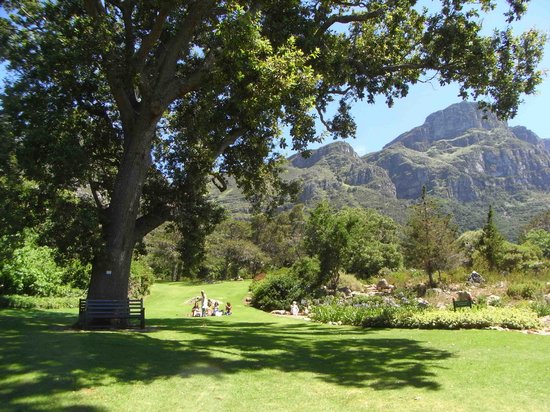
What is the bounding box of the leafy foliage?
[142,224,184,281]
[403,187,459,286]
[251,205,307,268]
[499,241,543,272]
[522,229,550,259]
[129,258,155,298]
[204,219,269,280]
[305,202,402,287]
[311,304,541,330]
[521,210,550,235]
[250,269,310,312]
[0,231,76,297]
[506,280,546,300]
[478,206,506,270]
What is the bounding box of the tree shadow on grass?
[0,310,453,410]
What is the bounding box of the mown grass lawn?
[1,280,549,411]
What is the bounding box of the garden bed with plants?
[310,300,542,330]
[250,266,550,332]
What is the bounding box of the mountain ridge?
[218,102,550,239]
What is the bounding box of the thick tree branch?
[119,0,136,68]
[214,127,244,158]
[155,0,217,93]
[382,61,456,74]
[134,5,172,73]
[162,52,217,106]
[315,0,401,37]
[83,1,137,134]
[104,73,137,134]
[316,105,336,133]
[134,206,174,240]
[78,99,117,128]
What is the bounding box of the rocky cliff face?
[284,102,550,204]
[384,102,507,151]
[367,102,550,202]
[287,141,397,201]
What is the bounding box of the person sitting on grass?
[225,302,232,315]
[213,301,222,316]
[191,301,201,317]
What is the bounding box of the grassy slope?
[1,281,549,411]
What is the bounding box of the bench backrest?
[79,299,143,315]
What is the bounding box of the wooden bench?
[452,299,472,311]
[79,299,145,329]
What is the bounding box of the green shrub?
[500,242,543,272]
[385,268,425,288]
[291,256,321,285]
[310,304,372,326]
[522,229,550,258]
[530,299,550,317]
[0,294,83,309]
[311,304,541,330]
[506,281,545,299]
[0,230,91,297]
[129,258,155,298]
[61,259,91,290]
[0,232,65,296]
[250,269,310,311]
[311,303,422,327]
[337,273,364,292]
[394,308,540,330]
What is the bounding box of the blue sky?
[344,0,550,155]
[1,1,548,156]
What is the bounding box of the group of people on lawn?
[191,290,232,317]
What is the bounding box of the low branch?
[163,51,217,106]
[134,206,174,241]
[327,85,352,95]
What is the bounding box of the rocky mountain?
[365,102,550,202]
[218,102,550,239]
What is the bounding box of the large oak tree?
[0,0,545,299]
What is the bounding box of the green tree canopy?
[0,0,545,299]
[478,205,505,270]
[403,187,459,286]
[251,205,307,268]
[522,229,550,259]
[205,218,269,279]
[305,203,401,287]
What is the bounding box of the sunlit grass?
[0,280,549,411]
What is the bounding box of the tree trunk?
[87,125,155,300]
